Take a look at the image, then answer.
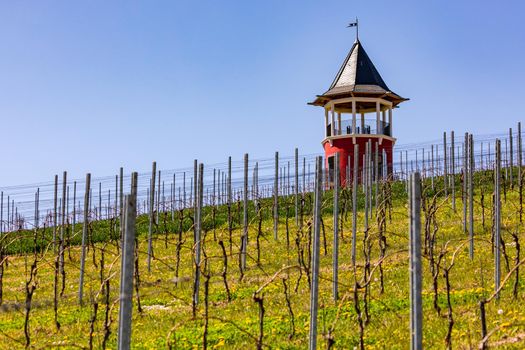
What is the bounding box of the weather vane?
[347,17,358,40]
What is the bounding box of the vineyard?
[0,128,525,349]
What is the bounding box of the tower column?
[331,104,335,137]
[337,112,342,135]
[352,100,356,134]
[324,109,329,137]
[376,101,381,134]
[361,112,365,132]
[388,108,393,136]
[382,110,386,135]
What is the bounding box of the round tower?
[309,38,408,186]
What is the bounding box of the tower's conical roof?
[309,39,407,107]
[329,39,389,92]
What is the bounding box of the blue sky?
[0,1,524,185]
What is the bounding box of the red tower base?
[323,136,394,187]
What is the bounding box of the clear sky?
[0,1,524,186]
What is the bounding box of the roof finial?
[347,17,359,42]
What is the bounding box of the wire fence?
[0,125,522,233]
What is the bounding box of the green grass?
[0,173,524,349]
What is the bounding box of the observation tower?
[309,29,408,185]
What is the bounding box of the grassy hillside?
[0,173,524,349]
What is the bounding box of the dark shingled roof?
[309,39,408,107]
[328,39,389,92]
